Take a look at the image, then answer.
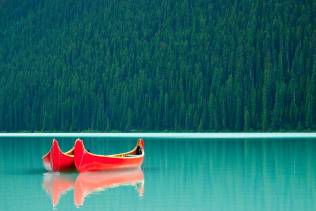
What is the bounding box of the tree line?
[0,0,315,131]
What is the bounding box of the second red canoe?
[74,138,144,172]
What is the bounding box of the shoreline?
[0,132,316,138]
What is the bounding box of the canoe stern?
[42,139,74,172]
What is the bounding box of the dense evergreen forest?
[0,0,315,131]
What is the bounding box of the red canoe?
[74,138,144,172]
[42,139,75,172]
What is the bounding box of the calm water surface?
[0,137,316,210]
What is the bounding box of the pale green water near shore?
[1,132,316,138]
[0,137,316,210]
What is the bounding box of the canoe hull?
[42,139,74,172]
[74,139,144,172]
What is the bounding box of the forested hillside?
[0,0,315,131]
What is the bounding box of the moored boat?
[74,138,144,172]
[42,139,75,172]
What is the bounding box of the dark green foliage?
[0,0,315,131]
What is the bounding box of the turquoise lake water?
[0,137,316,210]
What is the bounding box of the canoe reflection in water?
[43,172,76,207]
[74,168,144,207]
[42,168,144,208]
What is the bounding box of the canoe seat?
[125,154,139,157]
